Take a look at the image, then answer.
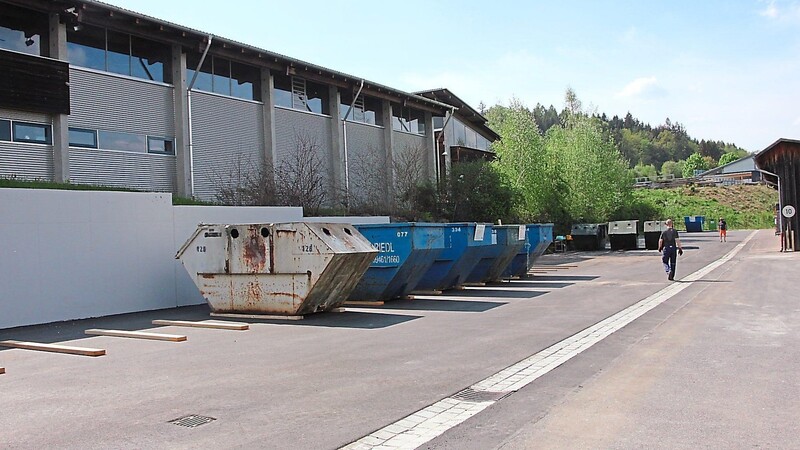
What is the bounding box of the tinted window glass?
[106,30,130,76]
[273,73,293,108]
[13,122,51,144]
[147,136,174,154]
[186,53,213,92]
[304,79,328,114]
[67,24,106,71]
[69,128,97,148]
[231,62,259,101]
[0,119,10,141]
[0,4,48,56]
[212,58,231,95]
[131,35,168,83]
[98,130,145,152]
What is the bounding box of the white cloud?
[758,0,800,22]
[616,76,666,98]
[793,116,800,125]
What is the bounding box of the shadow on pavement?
[521,275,599,282]
[360,298,507,313]
[0,305,212,350]
[487,281,574,289]
[449,289,549,299]
[249,310,421,329]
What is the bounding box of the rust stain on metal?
[243,225,267,272]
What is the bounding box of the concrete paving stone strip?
[341,231,757,450]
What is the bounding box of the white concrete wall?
[0,188,303,329]
[0,188,393,329]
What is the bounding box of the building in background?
[697,155,761,185]
[415,89,500,182]
[0,0,499,206]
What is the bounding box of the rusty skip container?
[176,223,377,316]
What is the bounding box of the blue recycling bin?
[349,223,446,301]
[503,223,556,278]
[465,225,527,283]
[684,216,705,232]
[534,223,554,260]
[415,223,493,292]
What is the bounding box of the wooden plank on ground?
[343,301,385,307]
[152,319,249,330]
[210,313,303,321]
[85,329,187,342]
[0,367,5,375]
[0,340,105,357]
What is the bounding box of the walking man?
[658,219,684,281]
[718,217,727,242]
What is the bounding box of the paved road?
[1,229,796,449]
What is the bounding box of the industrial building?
[0,0,498,204]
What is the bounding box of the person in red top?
[658,219,684,281]
[718,217,727,242]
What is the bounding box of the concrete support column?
[329,87,345,205]
[48,13,69,183]
[382,101,395,206]
[260,69,277,171]
[424,111,436,183]
[171,45,191,197]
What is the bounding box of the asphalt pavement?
[1,229,796,450]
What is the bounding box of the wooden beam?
[152,319,249,330]
[0,340,105,357]
[0,367,5,375]
[85,329,187,342]
[210,313,303,321]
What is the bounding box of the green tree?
[632,163,657,180]
[660,160,684,178]
[489,100,554,221]
[683,152,709,178]
[718,152,739,166]
[544,110,632,223]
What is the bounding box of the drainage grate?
[170,414,216,428]
[451,388,510,403]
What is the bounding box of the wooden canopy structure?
[755,138,800,251]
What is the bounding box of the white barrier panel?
[0,188,302,329]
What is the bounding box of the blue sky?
[104,0,799,152]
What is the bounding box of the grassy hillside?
[633,184,778,230]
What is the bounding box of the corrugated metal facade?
[68,68,175,136]
[393,131,428,163]
[346,122,386,207]
[191,91,265,201]
[0,142,53,181]
[0,108,53,181]
[69,148,176,192]
[275,107,333,188]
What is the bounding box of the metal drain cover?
[170,414,216,428]
[451,388,509,402]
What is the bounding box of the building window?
[453,119,467,145]
[340,92,383,126]
[12,122,51,144]
[0,4,49,56]
[67,24,171,83]
[186,54,260,101]
[98,130,146,153]
[147,136,174,155]
[392,104,426,135]
[273,73,329,114]
[0,119,10,141]
[68,127,98,148]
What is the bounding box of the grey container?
[570,223,608,250]
[643,220,667,250]
[176,223,378,316]
[608,220,639,250]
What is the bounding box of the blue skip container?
[415,223,493,292]
[503,223,554,278]
[349,223,446,301]
[465,225,527,283]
